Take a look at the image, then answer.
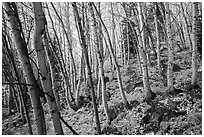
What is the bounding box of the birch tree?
[2,34,33,134]
[165,2,174,92]
[33,2,64,134]
[3,2,47,134]
[92,2,130,108]
[46,3,77,110]
[191,2,198,86]
[132,4,155,102]
[89,3,111,125]
[180,3,193,51]
[72,2,102,134]
[154,2,161,73]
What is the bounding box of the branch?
[59,114,79,135]
[2,82,37,87]
[26,24,34,46]
[2,82,54,101]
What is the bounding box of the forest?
[1,2,202,135]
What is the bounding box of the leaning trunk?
[33,2,64,135]
[92,3,130,108]
[4,2,47,134]
[89,3,111,124]
[72,2,101,134]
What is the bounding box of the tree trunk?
[89,3,111,125]
[72,2,102,134]
[191,2,198,86]
[92,3,130,108]
[165,2,174,92]
[4,2,47,134]
[154,2,161,74]
[3,34,33,134]
[132,7,153,102]
[127,25,130,65]
[33,2,64,135]
[75,54,84,108]
[46,4,77,110]
[8,86,15,114]
[180,2,193,51]
[65,3,77,92]
[138,3,150,66]
[50,3,75,102]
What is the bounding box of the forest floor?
[2,50,202,135]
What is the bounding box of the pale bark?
[180,2,193,51]
[89,3,111,124]
[132,5,153,102]
[44,36,61,109]
[4,2,47,134]
[51,3,76,101]
[3,34,33,134]
[127,25,130,65]
[75,54,84,108]
[46,4,77,110]
[165,2,174,92]
[138,3,150,65]
[128,21,143,74]
[72,2,102,134]
[65,3,77,92]
[191,2,198,86]
[92,3,130,108]
[33,2,64,135]
[111,3,117,71]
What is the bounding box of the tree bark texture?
[165,2,174,92]
[33,2,64,135]
[191,2,198,86]
[4,2,47,135]
[72,2,102,134]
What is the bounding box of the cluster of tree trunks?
[2,2,201,135]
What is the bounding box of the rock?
[188,112,202,125]
[173,64,182,72]
[141,114,151,125]
[104,76,109,83]
[168,88,184,96]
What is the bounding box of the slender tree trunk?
[72,2,101,134]
[46,4,77,110]
[3,35,33,134]
[127,26,130,65]
[111,3,117,73]
[132,6,154,102]
[154,2,161,74]
[128,21,143,74]
[180,3,193,51]
[191,2,198,86]
[8,86,15,114]
[44,31,62,109]
[51,3,76,102]
[65,3,77,92]
[165,2,174,92]
[75,54,84,108]
[89,3,111,124]
[123,31,127,65]
[4,2,47,134]
[119,26,124,65]
[92,3,130,108]
[14,87,21,114]
[33,3,64,135]
[138,3,150,66]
